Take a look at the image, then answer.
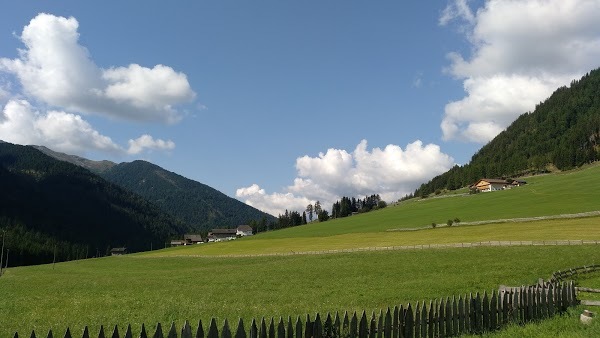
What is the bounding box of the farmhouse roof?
[184,234,204,242]
[479,178,509,184]
[210,228,237,235]
[237,225,253,232]
[110,247,127,253]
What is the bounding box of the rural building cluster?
[169,225,254,246]
[470,178,527,193]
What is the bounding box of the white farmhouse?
[236,225,253,237]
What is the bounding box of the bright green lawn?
[2,245,600,337]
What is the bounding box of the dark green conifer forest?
[413,68,600,198]
[0,143,186,266]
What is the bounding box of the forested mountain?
[0,142,187,266]
[414,68,600,197]
[101,160,276,232]
[32,145,116,174]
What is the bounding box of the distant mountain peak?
[102,160,276,231]
[32,145,116,174]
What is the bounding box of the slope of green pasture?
[251,163,600,239]
[146,217,600,257]
[570,270,600,301]
[1,245,600,337]
[465,306,600,338]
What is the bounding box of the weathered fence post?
[236,319,246,338]
[294,317,302,338]
[250,320,258,338]
[313,314,323,338]
[392,307,399,338]
[268,318,276,338]
[286,317,293,338]
[82,326,90,338]
[277,318,285,338]
[482,292,490,333]
[404,304,413,338]
[139,324,148,338]
[208,319,219,338]
[334,313,341,338]
[303,315,311,338]
[369,312,376,338]
[198,320,205,338]
[383,308,392,338]
[359,311,368,338]
[490,291,498,331]
[438,298,445,338]
[444,297,452,337]
[376,310,383,338]
[427,301,434,338]
[350,312,358,338]
[413,303,421,338]
[168,322,178,338]
[451,297,458,336]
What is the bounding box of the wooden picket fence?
[16,282,578,338]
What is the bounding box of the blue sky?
[1,1,600,216]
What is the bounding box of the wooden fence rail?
[550,264,600,283]
[15,282,577,338]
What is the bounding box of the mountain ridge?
[0,142,187,266]
[29,145,276,231]
[101,160,276,231]
[32,145,117,173]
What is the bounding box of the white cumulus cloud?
[127,134,175,155]
[439,0,475,26]
[236,140,454,216]
[236,184,313,217]
[0,99,175,156]
[0,13,195,124]
[441,0,600,143]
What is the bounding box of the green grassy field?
[2,164,600,337]
[148,217,600,257]
[2,245,600,337]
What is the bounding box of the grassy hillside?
[2,166,600,336]
[147,217,600,257]
[147,163,600,258]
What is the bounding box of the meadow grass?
[2,245,600,337]
[463,305,600,338]
[571,271,600,301]
[146,217,600,257]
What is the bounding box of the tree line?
[331,194,387,219]
[249,195,389,235]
